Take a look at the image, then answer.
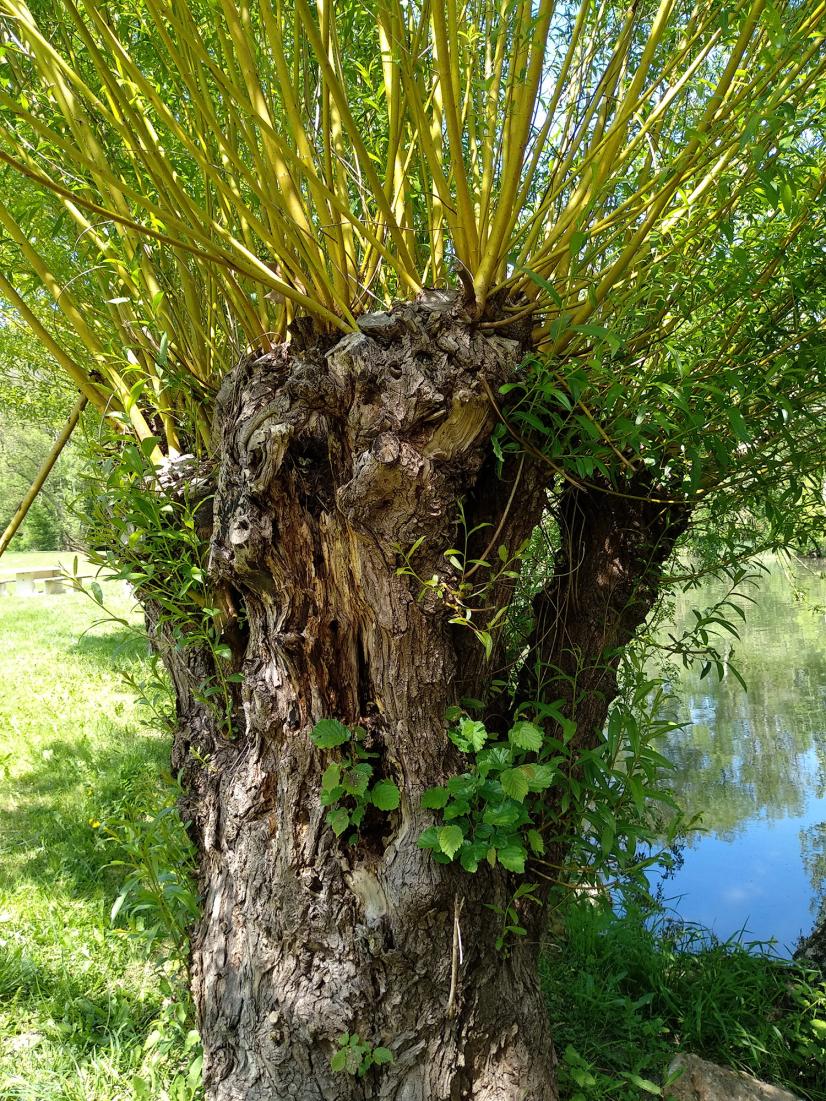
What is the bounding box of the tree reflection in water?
[656,558,826,940]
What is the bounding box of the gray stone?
[665,1054,803,1101]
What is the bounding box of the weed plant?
[541,897,826,1100]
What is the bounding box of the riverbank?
[542,898,826,1100]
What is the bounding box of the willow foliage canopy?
[0,0,821,452]
[0,1,824,1098]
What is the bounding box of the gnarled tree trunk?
[153,294,683,1099]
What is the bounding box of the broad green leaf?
[319,785,344,807]
[508,721,543,752]
[321,763,341,791]
[327,807,350,836]
[437,824,465,859]
[342,770,372,799]
[527,829,545,855]
[443,797,470,820]
[458,718,488,751]
[460,841,487,873]
[478,745,512,773]
[330,1049,349,1072]
[447,774,477,797]
[520,762,556,790]
[482,800,522,828]
[371,780,401,811]
[500,767,530,802]
[497,843,527,874]
[372,1047,394,1065]
[311,719,350,748]
[421,786,450,809]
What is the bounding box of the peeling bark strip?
[176,295,556,1100]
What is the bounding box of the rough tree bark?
[513,481,688,751]
[151,293,683,1100]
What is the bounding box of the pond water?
[654,558,826,954]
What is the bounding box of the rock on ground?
[665,1054,802,1101]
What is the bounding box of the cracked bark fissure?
[153,294,684,1099]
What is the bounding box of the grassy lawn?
[0,569,199,1100]
[0,550,92,578]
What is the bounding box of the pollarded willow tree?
[1,0,825,1096]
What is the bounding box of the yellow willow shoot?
[0,0,821,460]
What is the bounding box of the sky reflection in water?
[654,559,826,954]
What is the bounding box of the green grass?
[541,899,826,1100]
[0,573,199,1100]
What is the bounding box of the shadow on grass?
[0,725,170,900]
[71,626,151,669]
[0,940,161,1054]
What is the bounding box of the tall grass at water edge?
[542,898,826,1100]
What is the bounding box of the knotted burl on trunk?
[170,293,556,1101]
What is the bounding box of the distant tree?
[0,332,84,551]
[0,1,824,1097]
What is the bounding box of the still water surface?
[656,559,826,953]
